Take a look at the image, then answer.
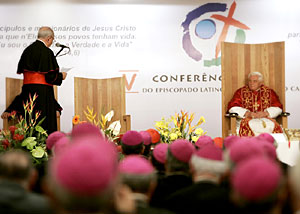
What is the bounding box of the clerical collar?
[37,39,47,47]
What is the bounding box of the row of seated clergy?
[227,71,284,137]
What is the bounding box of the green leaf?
[31,146,45,158]
[35,125,45,133]
[29,127,34,137]
[27,141,37,150]
[36,117,46,127]
[21,137,36,148]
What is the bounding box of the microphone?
[55,43,70,57]
[55,43,69,49]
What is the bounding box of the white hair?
[120,173,157,193]
[190,154,228,176]
[248,72,263,82]
[37,26,54,39]
[47,173,116,212]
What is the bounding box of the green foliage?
[0,94,48,166]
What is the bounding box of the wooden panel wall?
[74,76,129,133]
[221,41,285,138]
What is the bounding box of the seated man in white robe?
[227,71,283,136]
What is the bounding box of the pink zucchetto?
[257,140,277,160]
[51,137,118,196]
[191,144,228,174]
[70,123,103,140]
[118,155,154,175]
[46,131,66,150]
[195,135,214,149]
[121,130,143,146]
[257,133,275,145]
[53,136,70,155]
[223,135,240,149]
[169,139,195,163]
[140,131,152,146]
[229,138,265,165]
[153,143,169,164]
[195,144,223,161]
[231,157,282,201]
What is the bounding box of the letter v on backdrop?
[119,70,139,93]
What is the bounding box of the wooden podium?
[74,76,131,134]
[3,77,60,130]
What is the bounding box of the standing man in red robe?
[1,26,67,134]
[227,72,283,136]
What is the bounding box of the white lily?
[107,120,121,136]
[105,110,114,122]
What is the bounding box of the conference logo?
[182,1,250,67]
[119,70,139,93]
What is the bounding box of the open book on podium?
[74,76,131,134]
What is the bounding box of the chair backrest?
[3,78,23,130]
[74,76,130,134]
[221,41,285,138]
[3,77,60,130]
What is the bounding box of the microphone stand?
[56,47,65,57]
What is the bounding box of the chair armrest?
[122,115,131,133]
[281,112,290,117]
[225,113,238,136]
[277,112,289,129]
[225,112,238,118]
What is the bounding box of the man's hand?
[1,112,10,119]
[244,111,252,118]
[256,111,269,118]
[245,111,269,119]
[62,72,67,80]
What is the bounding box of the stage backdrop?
[1,0,300,137]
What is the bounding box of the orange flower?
[10,111,17,118]
[146,129,161,144]
[35,111,41,120]
[72,115,80,125]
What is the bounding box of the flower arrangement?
[72,106,121,142]
[155,110,206,143]
[0,94,48,166]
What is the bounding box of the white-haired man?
[227,71,283,136]
[1,26,67,134]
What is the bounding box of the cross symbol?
[211,1,250,58]
[253,102,259,112]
